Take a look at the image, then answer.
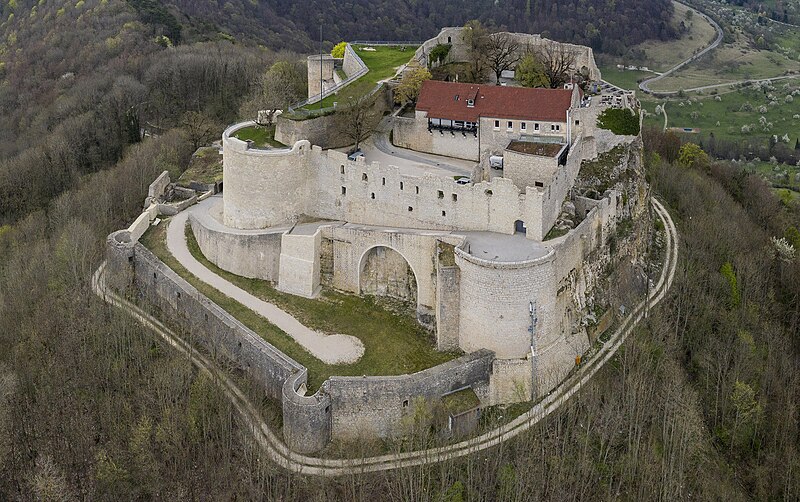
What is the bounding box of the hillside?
[166,0,677,54]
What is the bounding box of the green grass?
[303,45,416,110]
[177,147,223,185]
[140,220,458,391]
[638,83,800,143]
[232,124,285,148]
[599,66,654,90]
[441,387,480,414]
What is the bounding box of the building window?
[408,206,413,212]
[341,186,347,195]
[485,189,493,195]
[521,122,527,131]
[382,177,386,186]
[438,190,444,199]
[552,124,561,131]
[400,181,404,190]
[507,121,513,131]
[534,123,540,131]
[370,192,375,199]
[534,181,544,187]
[452,193,458,202]
[575,119,580,126]
[494,120,500,129]
[340,165,345,174]
[442,210,446,216]
[362,173,368,182]
[415,186,419,194]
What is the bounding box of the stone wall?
[145,170,170,206]
[502,148,561,191]
[307,54,335,99]
[416,27,601,82]
[224,128,547,239]
[275,87,390,149]
[277,227,322,298]
[342,44,366,79]
[282,370,332,454]
[435,264,460,350]
[323,349,494,439]
[106,233,303,401]
[189,209,284,282]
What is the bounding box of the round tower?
[307,54,335,99]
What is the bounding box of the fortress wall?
[108,238,303,400]
[222,127,312,229]
[189,213,283,282]
[489,358,533,405]
[323,349,493,439]
[502,149,560,191]
[277,228,322,298]
[454,250,559,361]
[436,264,461,350]
[413,27,465,66]
[307,55,335,99]
[416,28,601,81]
[309,147,525,235]
[282,370,331,454]
[534,135,587,238]
[275,88,391,149]
[342,44,366,78]
[325,225,440,315]
[392,113,480,161]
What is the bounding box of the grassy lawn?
[177,146,223,185]
[599,66,656,90]
[232,124,285,148]
[637,82,800,143]
[140,220,458,391]
[303,45,416,110]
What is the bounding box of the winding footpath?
[639,1,724,94]
[166,207,365,365]
[93,197,678,476]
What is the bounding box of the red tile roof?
[415,80,573,123]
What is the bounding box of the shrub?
[331,41,347,59]
[596,108,640,135]
[428,44,451,66]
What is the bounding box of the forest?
[1,0,800,499]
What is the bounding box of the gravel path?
[165,208,365,365]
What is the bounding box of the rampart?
[413,27,601,82]
[323,349,493,439]
[225,122,592,241]
[104,216,497,452]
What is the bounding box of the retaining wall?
[323,349,494,439]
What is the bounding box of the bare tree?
[485,33,521,84]
[462,20,490,83]
[537,41,577,89]
[336,96,379,151]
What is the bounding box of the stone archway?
[358,246,418,304]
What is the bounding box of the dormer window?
[454,94,459,101]
[467,98,474,107]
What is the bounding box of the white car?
[455,177,471,185]
[347,150,365,161]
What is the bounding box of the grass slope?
[140,220,458,390]
[304,45,416,110]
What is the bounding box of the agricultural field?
[648,42,800,92]
[640,79,800,143]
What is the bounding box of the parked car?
[347,150,365,161]
[455,177,471,185]
[489,155,504,169]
